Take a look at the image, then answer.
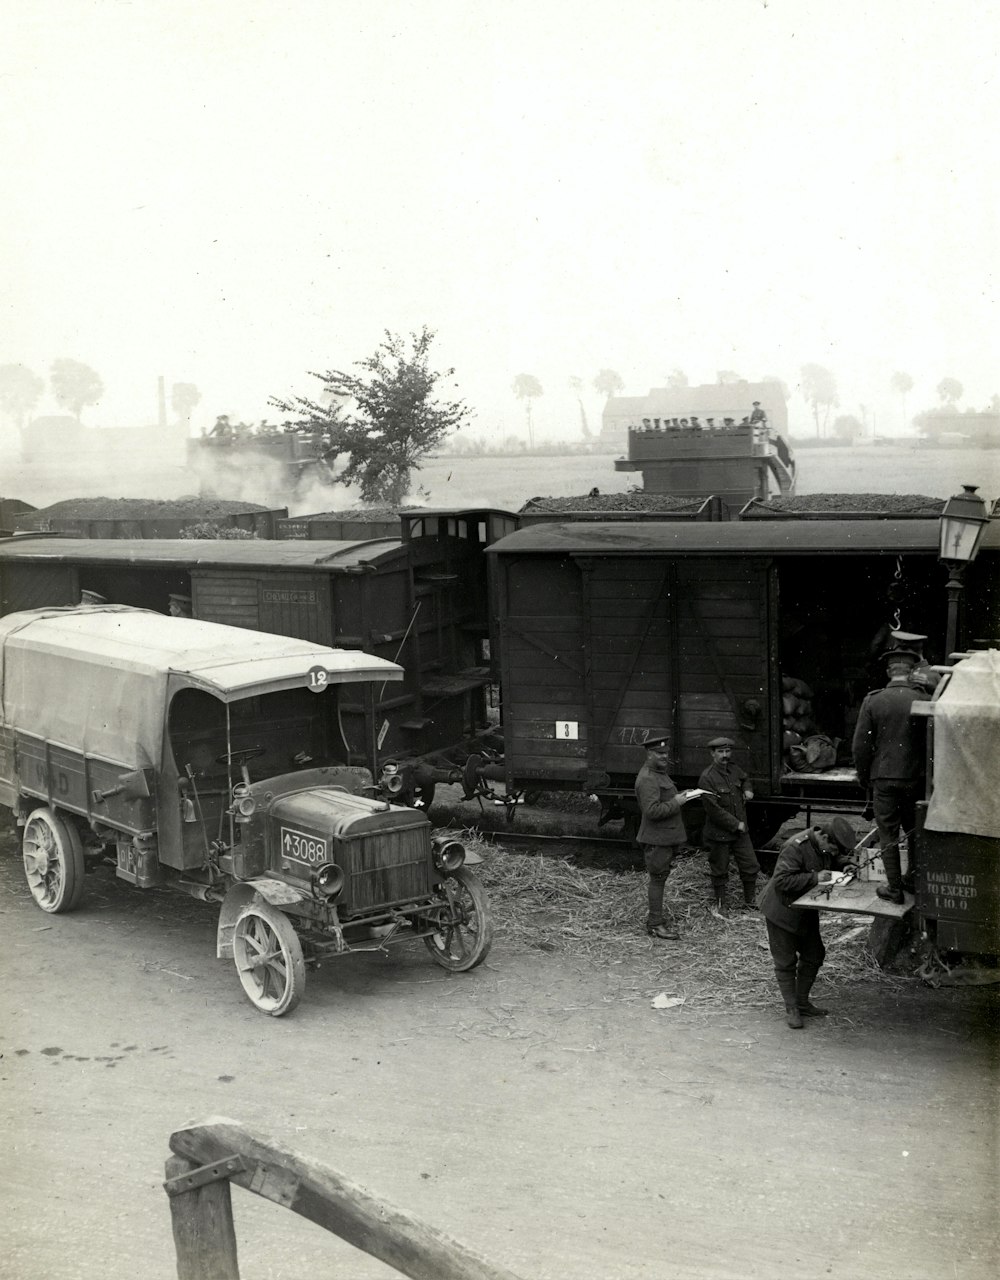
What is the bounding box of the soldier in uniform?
[168,593,193,618]
[698,736,760,912]
[851,643,931,902]
[759,817,857,1028]
[749,401,767,425]
[634,736,703,940]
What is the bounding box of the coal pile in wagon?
[292,506,400,521]
[20,496,274,523]
[519,492,707,513]
[742,493,944,518]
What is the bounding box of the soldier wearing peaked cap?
[852,644,931,903]
[634,736,702,940]
[168,593,193,618]
[758,817,857,1028]
[697,737,760,912]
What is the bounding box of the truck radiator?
[341,826,431,914]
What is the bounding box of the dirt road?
[1,824,996,1280]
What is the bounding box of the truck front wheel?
[22,807,85,914]
[232,902,306,1016]
[425,868,494,972]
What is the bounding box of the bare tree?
[49,358,104,421]
[800,363,838,437]
[511,374,543,449]
[666,368,689,389]
[890,371,914,430]
[0,363,45,431]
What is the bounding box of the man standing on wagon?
[634,737,703,940]
[851,642,931,903]
[698,737,760,912]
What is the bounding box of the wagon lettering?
[32,760,70,794]
[262,589,316,605]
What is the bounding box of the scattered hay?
[470,833,907,1009]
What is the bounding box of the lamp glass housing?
[938,485,989,564]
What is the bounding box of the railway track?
[475,828,634,852]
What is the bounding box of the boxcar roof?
[0,535,405,571]
[487,518,1000,557]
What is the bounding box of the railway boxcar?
[0,512,511,776]
[487,517,1000,843]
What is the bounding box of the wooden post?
[165,1154,240,1280]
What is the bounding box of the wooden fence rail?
[164,1116,526,1280]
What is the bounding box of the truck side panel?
[14,732,156,834]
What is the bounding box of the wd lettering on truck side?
[0,606,493,1016]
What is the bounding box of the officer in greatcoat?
[697,737,760,911]
[758,816,857,1028]
[634,736,702,940]
[851,643,931,902]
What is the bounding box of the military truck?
[0,605,492,1015]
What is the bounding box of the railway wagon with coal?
[0,606,492,1015]
[0,511,515,786]
[487,518,1000,845]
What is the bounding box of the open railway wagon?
[0,606,492,1015]
[0,509,517,799]
[486,517,1000,847]
[12,497,288,539]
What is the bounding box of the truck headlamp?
[315,862,345,900]
[231,782,256,818]
[432,837,465,873]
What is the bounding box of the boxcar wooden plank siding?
[498,548,772,789]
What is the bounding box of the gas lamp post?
[938,484,989,659]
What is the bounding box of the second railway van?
[487,517,1000,845]
[0,509,517,778]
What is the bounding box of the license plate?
[280,827,329,867]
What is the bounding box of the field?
[410,444,1000,513]
[2,439,998,518]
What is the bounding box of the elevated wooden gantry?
[164,1116,526,1280]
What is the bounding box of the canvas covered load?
[0,606,404,774]
[924,649,1000,838]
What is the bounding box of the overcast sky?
[2,0,997,440]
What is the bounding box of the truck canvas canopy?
[0,606,403,771]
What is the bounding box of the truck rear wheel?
[425,868,493,972]
[22,807,85,914]
[232,902,306,1016]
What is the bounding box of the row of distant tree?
[509,364,999,444]
[0,359,203,432]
